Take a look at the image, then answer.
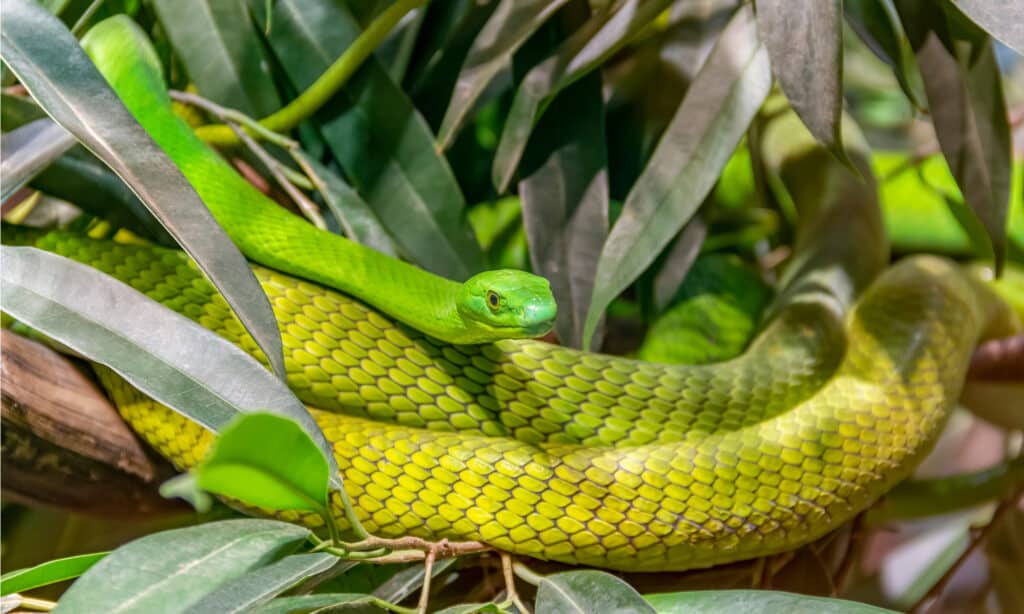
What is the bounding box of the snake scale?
[12,16,1021,572]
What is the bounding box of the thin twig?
[70,0,104,36]
[501,553,531,614]
[512,562,544,587]
[417,548,436,614]
[909,490,1022,613]
[834,513,866,595]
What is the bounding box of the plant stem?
[511,562,544,587]
[70,0,104,36]
[194,0,428,146]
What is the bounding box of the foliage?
[1,0,1022,612]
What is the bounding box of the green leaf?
[898,0,1013,271]
[535,570,654,614]
[492,0,673,192]
[371,558,457,604]
[0,118,75,201]
[190,553,339,614]
[582,4,771,349]
[951,0,1024,55]
[193,413,330,514]
[435,604,502,614]
[52,519,309,614]
[0,552,107,596]
[152,0,281,116]
[644,590,899,613]
[251,0,484,280]
[253,594,368,614]
[0,246,342,490]
[436,0,571,149]
[844,0,926,107]
[0,2,286,378]
[756,0,844,155]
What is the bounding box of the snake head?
[457,270,557,340]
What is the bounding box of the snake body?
[16,17,1016,572]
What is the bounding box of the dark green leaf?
[492,0,673,192]
[582,5,771,349]
[371,558,457,604]
[644,590,898,613]
[0,118,75,201]
[436,0,571,148]
[0,552,107,596]
[951,0,1024,55]
[844,0,926,107]
[190,553,339,614]
[0,3,286,378]
[435,604,501,614]
[535,570,654,614]
[898,0,1013,270]
[0,246,342,490]
[193,413,330,514]
[53,520,309,614]
[757,0,844,153]
[253,594,368,614]
[251,0,483,279]
[520,72,608,349]
[153,0,281,116]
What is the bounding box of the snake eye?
[487,291,500,310]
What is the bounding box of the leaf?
[0,246,342,490]
[492,0,674,192]
[519,69,609,349]
[253,594,368,614]
[535,570,654,614]
[152,0,281,117]
[986,508,1024,614]
[0,552,107,596]
[756,0,844,155]
[951,0,1024,56]
[0,3,285,378]
[0,118,75,201]
[582,5,772,349]
[898,0,1013,270]
[435,604,502,614]
[371,558,457,604]
[189,553,338,614]
[297,153,399,257]
[52,519,309,614]
[193,413,330,514]
[644,590,899,613]
[844,0,926,107]
[251,0,483,280]
[436,0,571,149]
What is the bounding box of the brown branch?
[968,334,1024,381]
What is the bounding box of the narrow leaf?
[951,0,1024,56]
[535,570,654,614]
[153,0,281,116]
[0,118,75,201]
[53,520,309,614]
[757,0,844,153]
[844,0,926,107]
[254,594,367,614]
[251,0,483,279]
[582,5,771,349]
[436,0,571,149]
[0,2,285,378]
[372,558,457,604]
[0,552,107,596]
[190,553,338,614]
[645,590,898,613]
[0,246,341,489]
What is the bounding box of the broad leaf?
[535,570,654,614]
[582,5,771,349]
[190,553,338,614]
[254,594,368,614]
[757,0,844,154]
[53,520,309,614]
[250,0,483,280]
[951,0,1024,56]
[0,118,75,201]
[0,2,285,378]
[0,552,107,596]
[0,246,341,489]
[192,413,331,514]
[153,0,281,116]
[644,590,898,613]
[436,0,571,148]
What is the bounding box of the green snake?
[10,16,1021,572]
[78,18,556,346]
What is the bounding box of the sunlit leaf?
[951,0,1024,55]
[645,590,898,613]
[53,520,310,614]
[189,553,339,614]
[0,3,286,378]
[0,552,108,596]
[582,4,771,349]
[535,570,655,614]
